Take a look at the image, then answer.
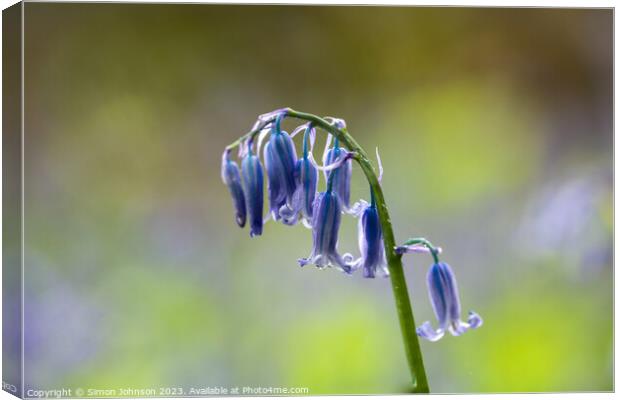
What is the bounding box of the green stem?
[227,109,430,392]
[288,110,429,393]
[401,238,441,264]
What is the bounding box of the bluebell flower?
[417,262,483,342]
[277,124,319,228]
[295,154,318,226]
[264,114,298,215]
[323,137,352,211]
[351,149,388,278]
[297,191,355,273]
[241,144,264,237]
[353,201,389,278]
[298,185,355,274]
[221,150,246,227]
[263,140,287,221]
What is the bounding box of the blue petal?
[314,191,340,255]
[298,158,318,220]
[242,153,264,237]
[449,311,484,336]
[416,321,445,342]
[278,202,299,226]
[268,130,298,206]
[357,205,387,278]
[468,311,483,329]
[264,142,286,220]
[323,147,352,209]
[438,262,462,322]
[427,262,452,329]
[221,153,246,227]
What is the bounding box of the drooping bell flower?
[351,149,389,277]
[354,199,389,278]
[280,123,319,228]
[241,140,265,237]
[416,261,483,342]
[323,136,352,211]
[221,149,246,227]
[279,124,352,229]
[298,154,356,274]
[263,140,287,221]
[264,113,298,213]
[297,125,318,223]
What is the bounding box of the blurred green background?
[20,4,611,394]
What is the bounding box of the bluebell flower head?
[221,150,246,227]
[355,202,389,278]
[417,261,483,342]
[264,114,298,212]
[298,190,355,274]
[323,138,352,210]
[241,145,264,237]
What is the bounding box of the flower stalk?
[287,110,430,393]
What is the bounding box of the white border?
[0,2,615,400]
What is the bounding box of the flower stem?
[401,238,441,264]
[284,109,430,393]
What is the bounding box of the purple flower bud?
[221,150,246,227]
[241,151,264,237]
[417,262,483,342]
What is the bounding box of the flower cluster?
[222,110,382,276]
[222,109,482,341]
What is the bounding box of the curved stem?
[401,238,441,264]
[285,109,430,393]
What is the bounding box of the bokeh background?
[19,4,612,394]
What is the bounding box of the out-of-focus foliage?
[21,4,611,394]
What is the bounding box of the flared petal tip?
[301,218,313,230]
[363,268,376,278]
[338,253,356,275]
[249,228,263,238]
[340,265,353,275]
[467,311,483,329]
[235,214,246,228]
[345,200,368,216]
[416,321,445,342]
[448,311,483,336]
